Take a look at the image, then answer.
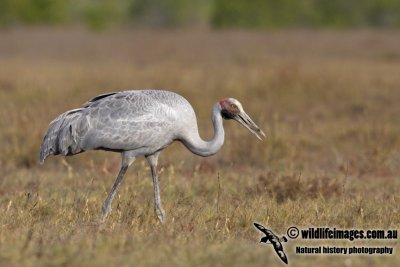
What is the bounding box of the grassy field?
[0,28,399,266]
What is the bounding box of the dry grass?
[0,28,399,266]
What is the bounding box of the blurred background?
[1,0,400,30]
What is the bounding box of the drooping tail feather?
[39,108,86,164]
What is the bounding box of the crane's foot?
[155,207,166,224]
[100,203,112,224]
[100,213,108,225]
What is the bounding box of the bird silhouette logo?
[254,223,289,264]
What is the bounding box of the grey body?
[40,90,218,163]
[40,89,264,223]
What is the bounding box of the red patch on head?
[219,98,229,107]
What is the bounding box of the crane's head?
[219,98,265,140]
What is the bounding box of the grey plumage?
[41,90,184,162]
[40,107,86,163]
[40,89,265,223]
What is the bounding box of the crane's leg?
[100,151,135,223]
[146,152,165,223]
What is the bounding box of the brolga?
[40,90,265,223]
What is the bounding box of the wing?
[254,223,267,233]
[83,92,119,107]
[254,223,275,238]
[79,90,192,152]
[272,240,288,264]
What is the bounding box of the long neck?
[182,103,225,157]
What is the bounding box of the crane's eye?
[229,104,237,110]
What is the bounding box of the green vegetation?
[0,0,69,25]
[0,28,399,266]
[1,0,400,29]
[212,0,400,28]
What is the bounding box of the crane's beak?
[235,111,266,141]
